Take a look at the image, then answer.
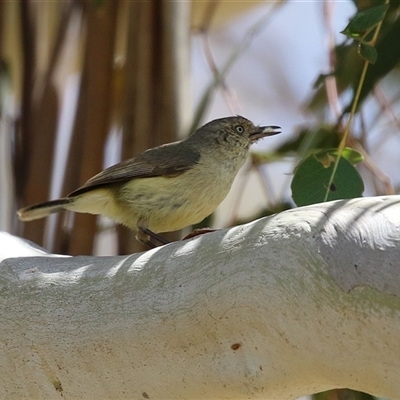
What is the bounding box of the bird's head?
[190,116,280,151]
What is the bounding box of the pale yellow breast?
[117,152,247,233]
[70,148,248,234]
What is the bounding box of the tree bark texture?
[1,196,400,399]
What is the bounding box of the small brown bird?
[18,116,280,246]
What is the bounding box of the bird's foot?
[138,227,169,248]
[183,227,217,240]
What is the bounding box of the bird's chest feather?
[118,150,247,232]
[151,153,246,230]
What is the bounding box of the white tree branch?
[1,196,400,399]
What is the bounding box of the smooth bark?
[1,196,400,399]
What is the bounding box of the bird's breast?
[117,151,248,233]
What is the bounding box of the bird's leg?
[138,235,157,249]
[137,225,170,248]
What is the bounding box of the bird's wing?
[69,142,200,197]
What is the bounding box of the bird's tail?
[17,198,72,221]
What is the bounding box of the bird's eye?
[235,125,244,134]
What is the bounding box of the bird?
[18,116,280,246]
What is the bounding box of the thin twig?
[353,140,395,195]
[323,0,342,120]
[371,85,400,151]
[324,1,388,202]
[190,1,285,133]
[199,0,241,115]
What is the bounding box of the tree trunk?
[117,0,191,254]
[1,196,400,399]
[53,1,118,255]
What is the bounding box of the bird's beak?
[250,125,281,142]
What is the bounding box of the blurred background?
[0,1,398,399]
[1,1,399,255]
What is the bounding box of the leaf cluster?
[290,1,398,206]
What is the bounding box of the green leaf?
[329,148,364,165]
[352,0,388,10]
[359,41,378,63]
[307,43,364,112]
[291,151,364,207]
[312,73,333,89]
[341,4,389,39]
[350,18,400,111]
